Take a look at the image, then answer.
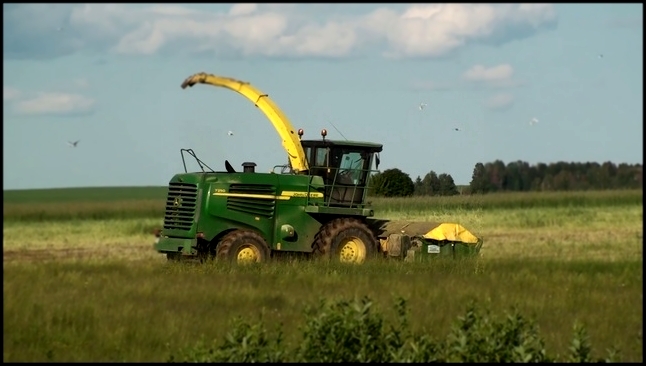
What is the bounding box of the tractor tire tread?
[311,217,378,260]
[216,229,270,263]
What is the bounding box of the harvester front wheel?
[312,218,377,264]
[216,230,270,265]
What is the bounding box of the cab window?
[315,148,328,166]
[340,151,365,183]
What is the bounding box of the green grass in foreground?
[3,259,642,362]
[3,188,642,222]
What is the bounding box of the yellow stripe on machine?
[281,191,324,198]
[212,191,323,200]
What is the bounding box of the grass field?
[3,187,643,362]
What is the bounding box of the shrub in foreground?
[168,297,619,363]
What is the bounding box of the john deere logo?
[173,196,182,207]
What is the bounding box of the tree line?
[469,160,642,194]
[367,160,642,197]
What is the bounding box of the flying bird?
[67,140,80,147]
[227,131,234,136]
[529,117,539,126]
[454,127,462,132]
[419,102,427,111]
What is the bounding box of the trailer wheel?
[312,217,378,264]
[216,230,270,265]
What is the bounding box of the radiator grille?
[226,184,276,218]
[163,182,198,231]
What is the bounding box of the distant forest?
[369,161,643,197]
[468,160,643,194]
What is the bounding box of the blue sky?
[3,3,643,190]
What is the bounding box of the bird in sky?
[454,127,462,132]
[530,117,539,126]
[227,131,234,136]
[67,140,80,147]
[419,102,427,111]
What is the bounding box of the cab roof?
[300,139,383,152]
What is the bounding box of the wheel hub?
[237,245,260,264]
[339,237,367,264]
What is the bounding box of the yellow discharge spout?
[181,72,309,173]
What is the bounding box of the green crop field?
[3,187,643,362]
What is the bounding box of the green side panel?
[154,237,197,255]
[270,174,326,252]
[304,205,374,217]
[201,172,280,244]
[272,203,323,252]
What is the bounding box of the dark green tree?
[438,173,459,196]
[469,163,491,194]
[489,160,507,191]
[504,161,522,191]
[413,176,424,196]
[421,171,441,196]
[370,168,415,197]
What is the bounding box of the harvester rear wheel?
[216,230,270,265]
[312,217,378,264]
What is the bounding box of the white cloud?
[229,3,258,17]
[484,93,514,111]
[463,64,514,82]
[3,87,21,101]
[410,63,524,91]
[10,91,96,116]
[461,63,524,88]
[4,4,558,60]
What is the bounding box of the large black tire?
[216,230,271,265]
[312,217,378,264]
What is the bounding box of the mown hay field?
[3,187,643,362]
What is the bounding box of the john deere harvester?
[153,72,482,264]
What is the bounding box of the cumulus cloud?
[3,3,558,60]
[229,3,258,16]
[3,86,21,101]
[15,93,96,116]
[410,63,524,91]
[3,86,96,116]
[461,63,524,88]
[484,93,514,111]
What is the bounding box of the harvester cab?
[297,128,383,207]
[153,72,483,265]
